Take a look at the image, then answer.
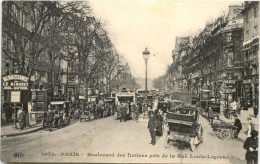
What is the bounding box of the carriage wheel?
[164,133,170,148]
[220,129,231,140]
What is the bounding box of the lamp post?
[143,47,150,119]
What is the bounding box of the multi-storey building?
[241,1,259,107]
[170,5,244,111]
[171,36,190,92]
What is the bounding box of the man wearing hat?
[243,130,258,164]
[46,106,54,131]
[148,110,157,145]
[17,107,26,130]
[208,106,214,122]
[233,115,242,138]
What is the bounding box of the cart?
[211,120,237,140]
[164,105,203,151]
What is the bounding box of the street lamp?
[142,47,150,119]
[143,47,150,97]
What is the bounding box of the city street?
[1,112,247,164]
[1,1,259,164]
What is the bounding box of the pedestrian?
[155,109,163,136]
[46,106,54,131]
[148,111,157,145]
[135,103,139,121]
[120,103,126,122]
[253,105,258,118]
[243,130,258,164]
[246,117,255,137]
[208,106,213,122]
[237,98,241,115]
[131,102,135,120]
[233,115,242,138]
[17,107,26,130]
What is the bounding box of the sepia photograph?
[0,1,259,163]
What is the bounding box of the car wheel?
[190,137,196,152]
[58,119,62,129]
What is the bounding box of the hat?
[251,130,258,137]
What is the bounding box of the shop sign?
[2,74,29,90]
[3,75,29,82]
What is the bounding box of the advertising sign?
[10,91,21,103]
[2,74,29,90]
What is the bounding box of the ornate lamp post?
[143,47,150,119]
[143,47,150,97]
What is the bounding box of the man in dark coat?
[46,107,54,131]
[155,109,163,136]
[253,105,258,118]
[148,111,157,145]
[243,130,258,164]
[233,115,242,138]
[120,103,126,122]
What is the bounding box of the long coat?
[46,110,54,122]
[148,115,157,132]
[243,136,258,160]
[155,114,163,132]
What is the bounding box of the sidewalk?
[1,123,42,138]
[218,108,259,141]
[219,108,259,125]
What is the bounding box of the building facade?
[241,1,259,107]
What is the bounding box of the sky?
[89,1,242,80]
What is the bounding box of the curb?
[1,126,42,138]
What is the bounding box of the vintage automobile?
[167,100,184,112]
[79,104,91,122]
[200,100,220,119]
[157,101,168,113]
[104,97,116,117]
[164,105,203,151]
[42,101,70,129]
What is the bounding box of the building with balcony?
[241,1,259,107]
[172,5,244,110]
